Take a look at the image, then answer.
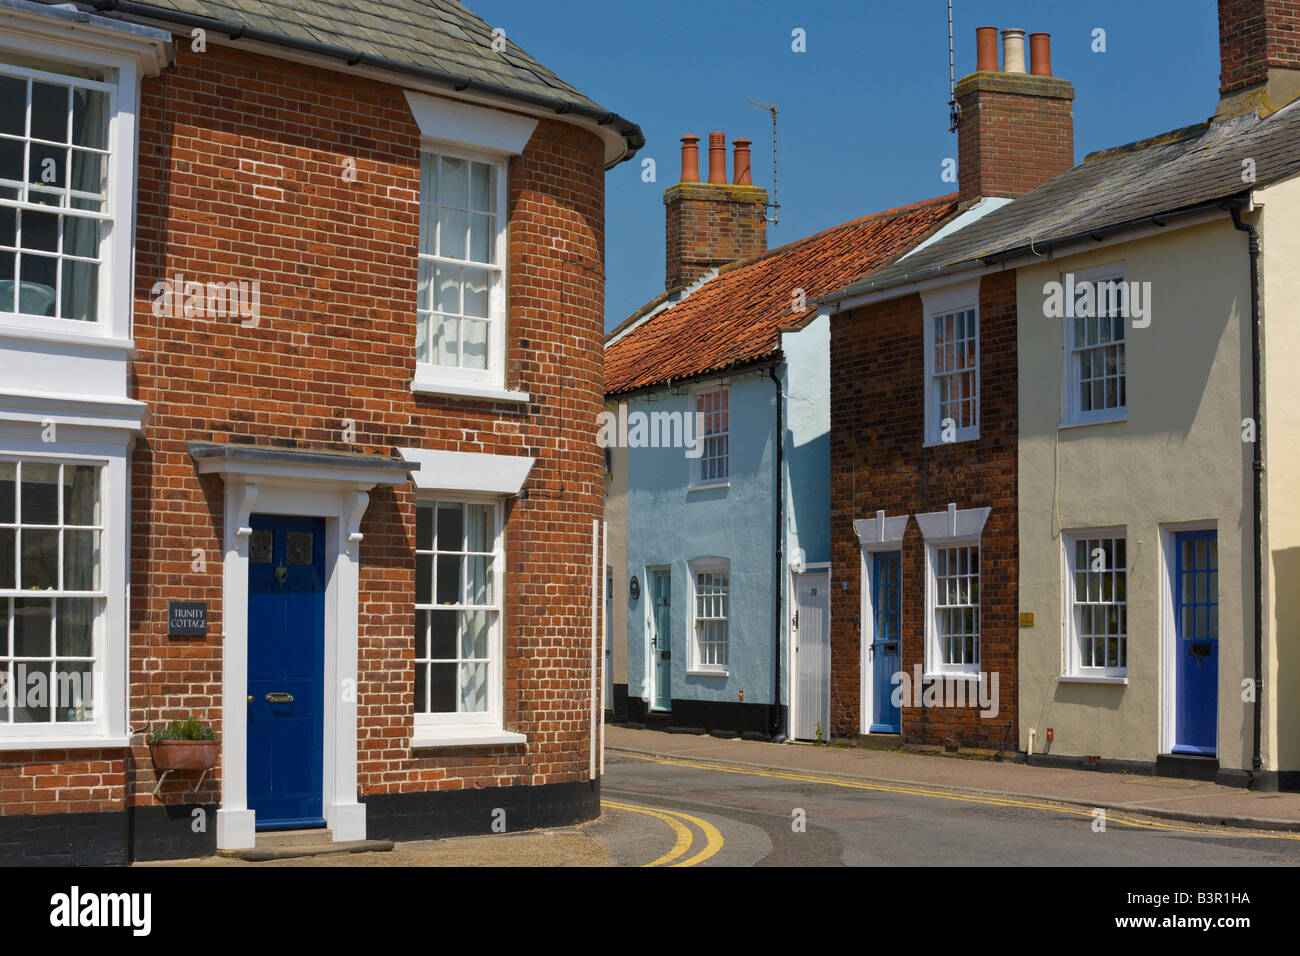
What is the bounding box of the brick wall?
[663,182,768,290]
[956,73,1075,203]
[828,272,1018,749]
[0,41,606,820]
[1219,0,1300,93]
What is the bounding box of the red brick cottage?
[816,26,1073,751]
[0,0,639,863]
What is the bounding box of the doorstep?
[217,828,394,862]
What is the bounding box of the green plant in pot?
[148,716,220,771]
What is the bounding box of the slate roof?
[604,195,959,397]
[43,0,642,163]
[826,101,1300,302]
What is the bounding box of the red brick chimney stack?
[955,26,1075,204]
[1217,0,1300,117]
[663,130,769,291]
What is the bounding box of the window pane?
[438,207,467,260]
[0,528,13,588]
[415,502,433,551]
[429,663,457,713]
[0,460,13,522]
[14,597,52,655]
[434,314,458,367]
[419,152,437,256]
[29,143,67,190]
[53,660,92,722]
[439,155,468,207]
[430,609,456,659]
[70,148,105,196]
[462,268,488,318]
[462,319,488,370]
[460,609,489,659]
[413,609,428,660]
[469,213,494,264]
[30,82,68,143]
[435,554,461,605]
[413,659,427,713]
[21,527,57,589]
[470,161,495,212]
[466,503,491,553]
[415,553,432,605]
[0,76,22,136]
[459,661,487,712]
[436,264,460,314]
[436,503,463,551]
[62,528,98,590]
[465,554,493,605]
[62,215,99,258]
[14,663,49,723]
[63,464,98,526]
[71,89,107,150]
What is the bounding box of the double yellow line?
[617,752,1300,841]
[601,798,725,865]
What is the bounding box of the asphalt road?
[586,751,1300,867]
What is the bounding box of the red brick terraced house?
[0,0,640,864]
[813,26,1075,752]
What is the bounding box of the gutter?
[1229,197,1266,782]
[74,0,645,166]
[768,363,787,743]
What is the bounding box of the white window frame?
[411,145,512,398]
[689,382,730,490]
[410,494,523,746]
[921,281,980,446]
[0,26,152,348]
[916,504,990,679]
[1060,264,1128,428]
[0,449,126,748]
[687,556,729,676]
[1062,528,1129,681]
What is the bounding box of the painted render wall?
[1017,218,1255,769]
[603,406,629,706]
[781,312,832,569]
[624,371,778,710]
[1257,173,1300,774]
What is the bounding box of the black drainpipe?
[768,363,787,743]
[1230,199,1264,780]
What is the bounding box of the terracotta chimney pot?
[1029,32,1053,77]
[732,138,752,185]
[975,26,999,72]
[1002,28,1027,74]
[707,131,727,184]
[679,134,700,183]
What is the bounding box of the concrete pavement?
[605,725,1300,832]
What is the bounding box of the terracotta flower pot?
[149,739,219,771]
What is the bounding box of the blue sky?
[468,1,1222,330]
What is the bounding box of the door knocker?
[275,563,288,587]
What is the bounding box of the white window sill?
[0,735,130,752]
[410,729,528,749]
[686,669,729,678]
[688,482,730,493]
[923,434,979,448]
[1057,674,1128,685]
[0,322,135,355]
[1060,410,1127,430]
[411,378,530,404]
[920,671,982,682]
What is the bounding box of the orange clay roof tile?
[605,194,959,396]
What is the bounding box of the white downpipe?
[1028,728,1036,757]
[591,518,599,781]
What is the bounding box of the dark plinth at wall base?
[1020,752,1156,777]
[1156,753,1220,782]
[0,810,128,866]
[130,803,220,861]
[616,696,774,736]
[612,684,634,723]
[363,778,600,843]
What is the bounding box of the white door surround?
[189,443,415,850]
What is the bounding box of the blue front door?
[247,515,326,828]
[651,570,671,711]
[1174,531,1218,755]
[871,552,902,733]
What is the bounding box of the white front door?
[792,570,830,741]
